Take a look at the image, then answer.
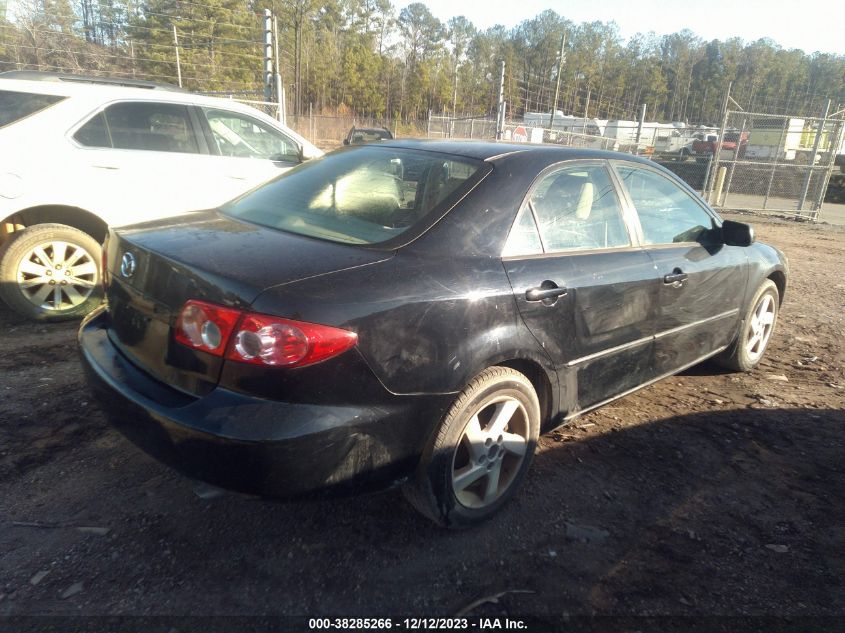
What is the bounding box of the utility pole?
[582,86,590,134]
[263,9,273,104]
[635,103,647,149]
[452,64,459,120]
[171,24,182,88]
[549,31,566,132]
[272,14,285,124]
[496,60,505,140]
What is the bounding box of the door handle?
[91,164,120,170]
[525,285,568,302]
[663,269,689,285]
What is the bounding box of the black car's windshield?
[223,146,484,245]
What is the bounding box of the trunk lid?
[105,210,391,396]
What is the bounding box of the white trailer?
[745,118,805,161]
[523,111,603,136]
[604,120,683,151]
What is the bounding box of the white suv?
[0,71,322,320]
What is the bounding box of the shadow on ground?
[2,401,843,620]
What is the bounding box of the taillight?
[175,300,242,356]
[173,300,357,367]
[227,313,358,367]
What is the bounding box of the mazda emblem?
[120,252,137,278]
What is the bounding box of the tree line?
[2,0,844,124]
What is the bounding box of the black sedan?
[79,141,787,527]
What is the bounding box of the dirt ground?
[0,213,843,630]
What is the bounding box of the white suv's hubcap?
[452,396,529,509]
[16,241,97,311]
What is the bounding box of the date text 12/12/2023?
[307,618,528,630]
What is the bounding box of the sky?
[403,0,844,56]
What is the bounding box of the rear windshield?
[223,146,485,245]
[0,90,65,128]
[351,129,392,143]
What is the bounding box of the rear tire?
[715,279,779,372]
[403,367,540,528]
[0,223,103,321]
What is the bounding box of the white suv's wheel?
[0,223,103,321]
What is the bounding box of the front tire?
[403,367,540,528]
[0,223,103,321]
[715,279,779,372]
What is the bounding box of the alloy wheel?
[451,396,530,509]
[745,292,776,363]
[16,240,98,312]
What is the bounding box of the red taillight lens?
[173,300,357,367]
[227,313,358,367]
[174,300,242,356]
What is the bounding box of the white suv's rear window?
[0,90,66,128]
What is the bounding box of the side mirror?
[722,220,754,247]
[343,139,350,146]
[298,144,322,162]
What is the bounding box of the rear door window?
[527,164,631,252]
[75,102,200,153]
[0,90,66,128]
[73,112,110,147]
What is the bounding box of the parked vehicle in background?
[80,141,787,528]
[745,117,839,164]
[654,125,718,161]
[523,111,604,137]
[604,119,683,152]
[0,71,322,321]
[691,130,748,162]
[343,126,394,145]
[745,117,806,162]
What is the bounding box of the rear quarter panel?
[250,252,557,399]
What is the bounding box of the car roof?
[0,70,185,92]
[373,139,658,166]
[0,71,322,154]
[0,72,264,111]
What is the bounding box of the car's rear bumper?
[79,308,447,498]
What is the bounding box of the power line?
[139,10,260,29]
[9,43,263,75]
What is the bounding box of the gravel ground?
[0,214,843,631]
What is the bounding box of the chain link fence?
[198,90,282,119]
[428,110,845,222]
[198,93,430,150]
[703,109,845,220]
